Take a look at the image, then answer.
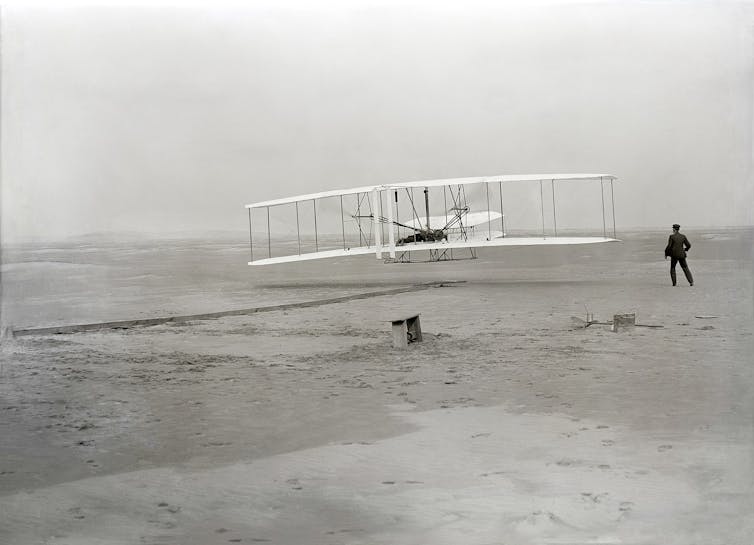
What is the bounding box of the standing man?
[665,223,694,286]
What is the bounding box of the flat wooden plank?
[392,321,408,348]
[389,314,421,324]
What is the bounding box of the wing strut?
[295,201,301,255]
[386,189,396,258]
[600,176,606,238]
[445,185,469,240]
[486,182,492,240]
[379,191,386,246]
[266,207,272,258]
[372,189,382,258]
[340,195,346,250]
[248,208,254,262]
[539,180,545,238]
[313,199,319,252]
[406,187,423,229]
[444,186,452,259]
[610,179,616,238]
[355,192,370,247]
[498,181,506,237]
[551,179,557,237]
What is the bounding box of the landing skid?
[385,247,478,264]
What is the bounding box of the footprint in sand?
[148,502,181,530]
[285,478,303,490]
[156,502,181,514]
[554,458,582,467]
[68,507,85,520]
[601,439,615,447]
[580,492,609,504]
[515,510,576,532]
[657,444,673,452]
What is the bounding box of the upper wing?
[245,174,617,209]
[246,184,379,209]
[387,173,616,192]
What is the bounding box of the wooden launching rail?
[8,281,463,337]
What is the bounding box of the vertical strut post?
[499,181,506,237]
[372,189,382,258]
[387,188,396,258]
[295,201,301,255]
[600,177,606,238]
[551,179,557,236]
[313,199,319,252]
[424,187,430,230]
[395,190,401,242]
[443,186,448,228]
[539,180,546,238]
[486,182,491,240]
[340,195,346,250]
[356,192,364,247]
[379,191,385,244]
[266,206,271,258]
[610,179,616,238]
[248,208,254,262]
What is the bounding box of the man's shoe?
[690,282,693,286]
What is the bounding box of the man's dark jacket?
[665,232,691,259]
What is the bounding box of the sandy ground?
[1,234,753,544]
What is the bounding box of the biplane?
[245,174,618,265]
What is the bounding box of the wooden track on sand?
[9,281,463,337]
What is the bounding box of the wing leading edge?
[245,173,616,209]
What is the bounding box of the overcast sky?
[2,1,752,242]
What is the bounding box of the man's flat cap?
[672,223,681,229]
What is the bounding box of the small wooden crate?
[611,313,636,332]
[390,314,422,348]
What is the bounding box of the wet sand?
[1,230,752,544]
